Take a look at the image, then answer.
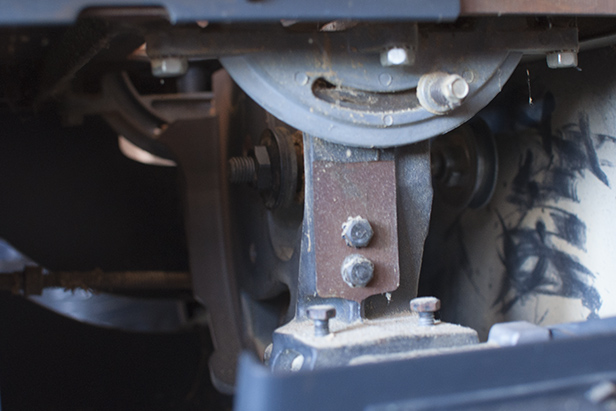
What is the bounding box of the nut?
[151,57,189,78]
[546,50,578,69]
[306,305,336,321]
[410,296,441,313]
[253,145,273,190]
[380,47,414,66]
[341,216,374,248]
[417,72,470,114]
[341,254,374,288]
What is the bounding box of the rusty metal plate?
[314,160,399,302]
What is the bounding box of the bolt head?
[442,75,469,103]
[341,254,374,288]
[151,57,189,78]
[306,305,336,321]
[341,216,374,248]
[380,47,414,67]
[546,50,578,69]
[410,296,441,313]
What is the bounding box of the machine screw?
[151,57,189,78]
[306,305,336,337]
[417,72,469,114]
[410,296,441,326]
[380,47,414,66]
[546,50,578,69]
[341,254,374,288]
[228,157,256,184]
[341,216,374,248]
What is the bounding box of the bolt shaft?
[229,157,256,183]
[314,319,330,336]
[418,311,435,326]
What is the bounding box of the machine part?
[200,21,579,147]
[0,0,460,25]
[430,117,498,209]
[429,48,616,340]
[313,150,399,302]
[236,317,616,411]
[546,50,578,69]
[151,56,189,77]
[586,381,616,405]
[306,305,336,337]
[487,321,552,346]
[380,47,414,67]
[416,73,470,114]
[340,254,375,288]
[228,126,301,209]
[341,216,374,248]
[0,266,191,296]
[269,314,479,372]
[410,296,441,326]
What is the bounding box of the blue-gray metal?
[0,0,460,25]
[235,317,616,411]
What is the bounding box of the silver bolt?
[410,296,441,326]
[417,72,470,114]
[442,75,470,103]
[380,47,413,67]
[341,254,374,288]
[546,50,578,69]
[306,305,336,337]
[341,216,374,248]
[151,57,189,78]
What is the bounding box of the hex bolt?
[306,305,336,337]
[410,296,441,326]
[341,216,374,248]
[227,145,272,190]
[151,57,189,78]
[442,75,470,104]
[380,46,414,67]
[546,50,578,69]
[341,254,374,288]
[417,72,470,114]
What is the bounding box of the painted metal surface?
[0,0,460,25]
[313,160,399,302]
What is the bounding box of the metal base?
[269,314,479,372]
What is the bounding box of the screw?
[306,305,336,336]
[546,50,578,69]
[151,57,189,78]
[410,296,441,326]
[341,254,374,288]
[380,47,414,67]
[341,216,374,248]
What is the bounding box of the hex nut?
[253,145,273,190]
[546,50,578,69]
[380,47,414,66]
[306,305,336,321]
[341,216,374,248]
[151,57,189,78]
[417,72,469,114]
[410,296,441,313]
[341,254,374,288]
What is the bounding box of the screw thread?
[228,157,256,183]
[418,311,435,326]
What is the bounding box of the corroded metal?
[313,160,399,302]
